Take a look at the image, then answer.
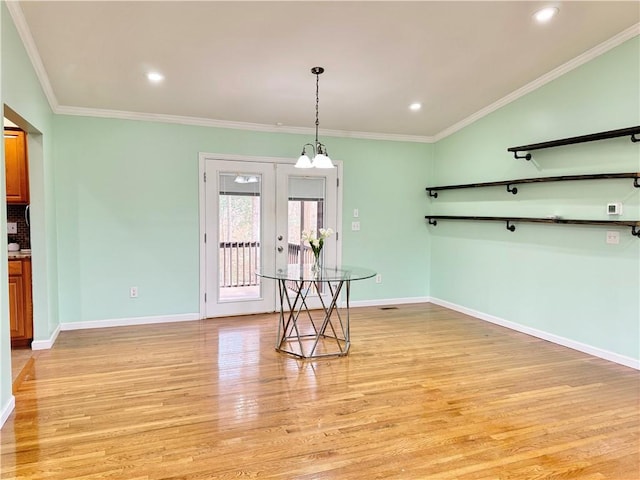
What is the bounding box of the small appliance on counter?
[8,242,20,252]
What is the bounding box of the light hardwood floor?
[10,348,35,393]
[1,303,638,479]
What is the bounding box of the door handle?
[277,246,284,253]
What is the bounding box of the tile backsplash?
[7,204,30,249]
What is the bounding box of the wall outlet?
[375,274,382,284]
[130,286,139,298]
[351,221,360,231]
[606,231,620,245]
[7,222,17,234]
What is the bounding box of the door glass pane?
[287,177,326,293]
[218,173,262,302]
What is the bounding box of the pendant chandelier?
[295,67,335,169]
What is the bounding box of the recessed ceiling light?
[409,103,422,111]
[533,7,558,23]
[146,72,164,83]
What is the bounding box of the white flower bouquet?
[301,227,334,262]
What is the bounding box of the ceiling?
[11,1,640,141]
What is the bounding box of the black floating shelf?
[424,215,640,237]
[426,172,640,197]
[508,126,640,160]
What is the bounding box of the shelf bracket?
[506,184,518,195]
[513,151,532,161]
[505,220,516,232]
[427,190,438,198]
[632,226,640,238]
[428,218,437,226]
[631,133,639,143]
[634,177,640,188]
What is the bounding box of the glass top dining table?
[256,264,376,359]
[257,264,376,283]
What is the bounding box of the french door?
[201,156,339,318]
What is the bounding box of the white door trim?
[198,152,343,320]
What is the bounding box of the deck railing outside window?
[219,242,317,289]
[219,241,260,288]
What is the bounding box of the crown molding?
[434,23,640,142]
[55,105,434,143]
[6,0,59,111]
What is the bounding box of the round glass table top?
[257,264,376,282]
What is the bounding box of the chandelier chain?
[315,72,320,144]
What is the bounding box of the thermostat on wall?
[607,203,622,215]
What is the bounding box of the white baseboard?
[0,396,16,429]
[60,313,200,331]
[429,297,640,370]
[31,314,200,350]
[31,324,61,350]
[348,296,431,308]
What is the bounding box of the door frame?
[198,152,343,320]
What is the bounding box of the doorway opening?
[3,104,50,398]
[4,116,33,389]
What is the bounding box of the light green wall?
[1,1,56,420]
[431,37,640,360]
[322,136,433,300]
[53,116,432,322]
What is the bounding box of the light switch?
[353,208,359,218]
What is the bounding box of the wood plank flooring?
[1,303,638,479]
[10,348,36,394]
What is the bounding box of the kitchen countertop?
[8,252,32,259]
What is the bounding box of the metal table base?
[276,278,351,359]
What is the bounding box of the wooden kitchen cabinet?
[4,128,30,204]
[9,258,33,347]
